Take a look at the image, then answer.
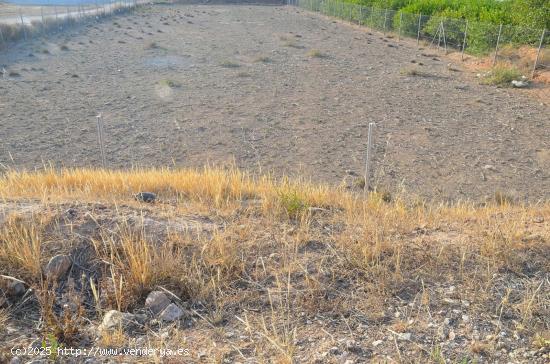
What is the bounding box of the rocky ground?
[0,182,548,363]
[0,4,549,202]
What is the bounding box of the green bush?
[481,66,522,87]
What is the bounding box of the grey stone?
[98,310,136,332]
[145,291,170,315]
[44,255,72,280]
[135,192,157,203]
[511,80,529,88]
[159,303,184,322]
[0,275,26,297]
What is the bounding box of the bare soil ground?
[0,4,549,202]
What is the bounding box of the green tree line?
[344,0,549,30]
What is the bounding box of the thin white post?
[416,13,422,46]
[493,24,503,67]
[364,122,375,192]
[96,115,107,168]
[441,20,447,54]
[383,8,388,35]
[19,9,27,40]
[532,29,546,78]
[398,12,403,42]
[461,20,468,61]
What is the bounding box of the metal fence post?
[532,29,546,78]
[398,12,403,41]
[41,7,45,35]
[364,122,375,193]
[441,20,447,54]
[493,24,503,67]
[0,28,5,47]
[19,9,28,40]
[96,115,107,168]
[461,20,468,61]
[416,13,422,46]
[383,8,388,35]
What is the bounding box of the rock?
[159,303,183,322]
[135,192,157,203]
[345,339,362,354]
[44,255,72,280]
[0,275,26,297]
[159,303,184,322]
[98,310,137,332]
[145,291,171,315]
[372,340,383,347]
[9,357,22,364]
[328,346,341,355]
[398,332,411,341]
[511,80,529,88]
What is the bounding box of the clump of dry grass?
[0,167,343,212]
[306,49,327,58]
[0,214,44,279]
[0,309,7,332]
[158,78,180,88]
[220,60,241,68]
[253,55,271,63]
[400,66,429,77]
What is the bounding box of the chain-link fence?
[291,0,548,79]
[0,0,147,50]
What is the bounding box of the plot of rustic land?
[0,4,548,201]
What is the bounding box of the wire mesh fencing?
[293,0,548,79]
[0,0,147,50]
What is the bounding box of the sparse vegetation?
[0,168,548,361]
[400,66,428,77]
[144,40,159,49]
[220,60,241,68]
[307,48,327,58]
[1,3,549,362]
[253,55,271,63]
[158,78,180,88]
[481,65,523,86]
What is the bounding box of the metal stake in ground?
[493,24,503,67]
[398,12,403,42]
[19,9,27,41]
[461,20,469,61]
[364,122,375,192]
[383,8,388,35]
[96,115,107,168]
[532,29,546,79]
[416,14,422,46]
[441,20,448,54]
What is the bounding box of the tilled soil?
[0,4,549,201]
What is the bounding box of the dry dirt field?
[0,4,549,202]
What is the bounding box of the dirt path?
[0,4,548,201]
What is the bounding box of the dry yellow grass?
[0,167,548,362]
